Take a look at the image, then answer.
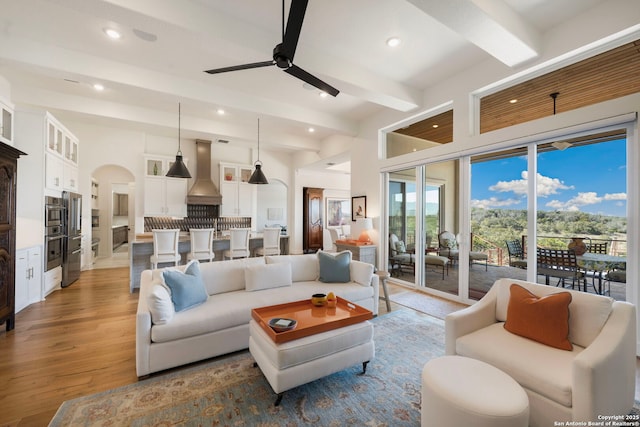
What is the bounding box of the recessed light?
[432,124,439,128]
[216,109,225,115]
[93,83,104,91]
[308,127,315,133]
[386,37,401,47]
[510,99,518,104]
[319,91,328,98]
[103,28,121,40]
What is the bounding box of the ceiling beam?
[407,0,541,67]
[100,0,422,112]
[0,33,358,135]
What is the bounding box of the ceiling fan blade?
[281,0,308,61]
[204,60,274,74]
[284,64,339,97]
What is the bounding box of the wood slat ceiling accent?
[480,39,640,134]
[392,109,453,144]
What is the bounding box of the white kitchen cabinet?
[219,162,255,217]
[143,155,189,217]
[45,152,64,192]
[63,164,79,192]
[43,114,79,192]
[15,246,43,312]
[144,177,188,217]
[145,155,188,177]
[0,97,14,145]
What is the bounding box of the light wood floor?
[0,267,637,426]
[0,267,139,426]
[0,267,402,426]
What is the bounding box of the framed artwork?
[326,198,350,227]
[351,196,366,221]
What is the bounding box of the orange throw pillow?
[504,284,573,351]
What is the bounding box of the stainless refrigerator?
[62,191,82,287]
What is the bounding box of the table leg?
[376,271,391,312]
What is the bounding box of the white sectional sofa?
[445,278,636,427]
[136,253,379,377]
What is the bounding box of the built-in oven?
[45,225,64,271]
[45,196,64,226]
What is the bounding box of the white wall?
[353,24,640,350]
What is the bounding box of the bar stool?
[223,228,251,260]
[150,229,181,269]
[255,227,281,256]
[187,228,215,263]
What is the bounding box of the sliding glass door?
[536,132,627,298]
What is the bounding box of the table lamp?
[356,218,373,243]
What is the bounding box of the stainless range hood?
[186,139,222,205]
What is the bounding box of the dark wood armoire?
[0,143,26,332]
[303,187,323,253]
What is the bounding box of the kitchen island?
[129,232,289,292]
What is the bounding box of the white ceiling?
[0,0,615,158]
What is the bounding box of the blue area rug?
[50,309,445,426]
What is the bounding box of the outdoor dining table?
[576,253,626,295]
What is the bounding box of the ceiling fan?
[204,0,339,97]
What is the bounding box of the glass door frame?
[381,116,636,306]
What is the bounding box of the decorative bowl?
[268,318,297,333]
[311,293,327,306]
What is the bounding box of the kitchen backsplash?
[144,216,251,232]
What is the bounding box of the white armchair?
[445,278,636,427]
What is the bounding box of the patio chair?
[438,231,488,271]
[389,233,413,276]
[587,241,608,254]
[536,248,586,291]
[505,239,527,269]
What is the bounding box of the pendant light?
[166,102,192,178]
[248,118,269,184]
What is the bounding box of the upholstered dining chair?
[187,228,215,263]
[328,228,341,252]
[255,227,281,256]
[150,228,181,269]
[223,228,251,260]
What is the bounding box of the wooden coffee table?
[249,297,375,405]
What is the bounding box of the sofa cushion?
[456,322,583,407]
[494,278,613,347]
[318,250,351,283]
[147,282,175,325]
[162,260,209,312]
[504,284,572,351]
[266,254,318,282]
[245,262,292,291]
[199,257,265,295]
[350,260,374,287]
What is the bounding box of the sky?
[470,138,627,217]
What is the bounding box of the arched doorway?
[89,165,135,269]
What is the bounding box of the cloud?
[545,191,627,211]
[604,193,626,201]
[471,197,522,209]
[489,171,573,197]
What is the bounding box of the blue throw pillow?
[162,261,208,312]
[318,250,351,283]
